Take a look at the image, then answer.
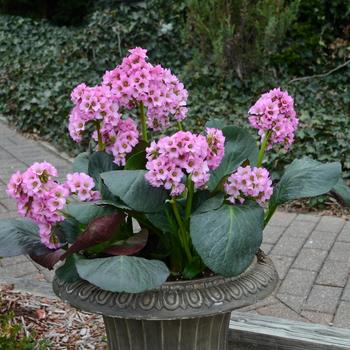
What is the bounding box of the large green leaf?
[75,256,169,293]
[73,152,89,174]
[65,202,116,225]
[88,151,119,185]
[101,170,168,212]
[207,126,258,191]
[332,178,350,207]
[269,158,341,208]
[190,202,263,276]
[56,254,80,283]
[0,219,48,257]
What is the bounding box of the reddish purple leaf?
[30,249,65,270]
[103,229,149,256]
[61,213,125,260]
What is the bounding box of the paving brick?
[263,225,285,244]
[334,301,350,328]
[257,301,306,322]
[338,222,350,242]
[271,235,306,257]
[283,220,317,238]
[279,269,316,297]
[304,285,342,314]
[0,262,38,278]
[341,279,350,301]
[314,216,345,233]
[270,255,294,279]
[293,248,328,271]
[268,211,296,227]
[260,243,274,254]
[316,259,349,287]
[328,242,350,264]
[300,311,333,325]
[0,255,29,267]
[304,230,338,250]
[276,293,306,313]
[293,214,321,223]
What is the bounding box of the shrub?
[186,0,300,78]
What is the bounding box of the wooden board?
[228,312,350,350]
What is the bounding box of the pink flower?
[145,130,225,196]
[7,163,101,249]
[65,172,100,202]
[249,88,298,149]
[102,48,188,131]
[224,166,273,206]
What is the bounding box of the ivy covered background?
[0,0,349,181]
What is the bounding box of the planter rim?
[53,251,278,320]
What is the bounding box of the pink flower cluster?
[224,166,273,206]
[248,88,298,149]
[103,47,188,130]
[65,172,100,202]
[68,83,139,166]
[145,129,225,196]
[98,118,139,166]
[7,163,99,249]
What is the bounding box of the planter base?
[103,313,230,350]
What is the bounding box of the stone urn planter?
[53,252,278,350]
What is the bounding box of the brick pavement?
[0,121,349,328]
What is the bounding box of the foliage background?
[0,0,349,179]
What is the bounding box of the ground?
[0,120,349,346]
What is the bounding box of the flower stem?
[139,102,148,142]
[185,177,194,226]
[95,121,105,151]
[170,198,192,262]
[257,130,272,167]
[177,121,183,131]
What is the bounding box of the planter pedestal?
[103,313,230,350]
[53,252,278,350]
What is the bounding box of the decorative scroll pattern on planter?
[53,254,278,320]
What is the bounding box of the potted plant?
[0,48,342,349]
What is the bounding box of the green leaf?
[75,256,169,293]
[270,158,341,208]
[125,140,148,170]
[101,170,168,212]
[103,229,149,255]
[332,178,350,207]
[56,218,81,244]
[190,202,263,276]
[182,256,204,279]
[145,209,174,233]
[124,150,147,170]
[207,126,258,191]
[95,199,131,210]
[65,202,116,225]
[205,119,227,129]
[73,152,89,174]
[0,219,48,257]
[88,151,119,187]
[56,254,80,283]
[194,193,224,214]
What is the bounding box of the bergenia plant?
[0,48,342,293]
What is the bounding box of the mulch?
[0,284,107,349]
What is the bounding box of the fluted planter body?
[53,253,278,350]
